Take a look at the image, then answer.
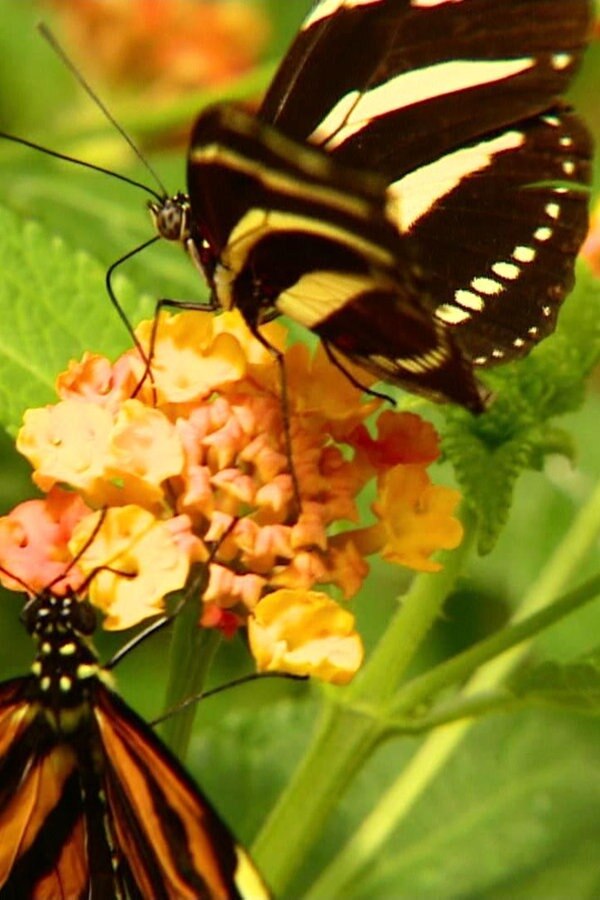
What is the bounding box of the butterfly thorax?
[187,103,416,327]
[22,590,106,732]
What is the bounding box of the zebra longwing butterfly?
[0,583,268,898]
[151,0,593,413]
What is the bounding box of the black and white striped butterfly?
[152,0,593,413]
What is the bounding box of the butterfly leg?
[245,323,302,517]
[105,238,162,402]
[322,342,395,405]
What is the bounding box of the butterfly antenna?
[151,672,308,726]
[37,21,169,199]
[0,130,164,202]
[0,564,34,596]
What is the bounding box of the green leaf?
[441,266,600,553]
[0,204,151,435]
[347,712,600,900]
[510,650,600,714]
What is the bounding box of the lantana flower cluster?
[45,0,269,95]
[0,310,463,684]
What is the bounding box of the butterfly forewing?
[188,103,486,409]
[260,0,592,170]
[95,685,251,899]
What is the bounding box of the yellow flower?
[369,465,463,572]
[134,312,248,403]
[17,398,184,512]
[248,590,364,684]
[17,400,113,495]
[69,506,196,629]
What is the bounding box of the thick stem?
[252,507,477,893]
[307,476,600,898]
[157,600,221,760]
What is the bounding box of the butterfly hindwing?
[391,106,593,365]
[94,683,251,900]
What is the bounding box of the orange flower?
[9,308,463,680]
[356,465,463,573]
[350,411,440,469]
[69,506,198,629]
[45,0,269,95]
[248,590,364,685]
[285,342,381,439]
[0,488,91,594]
[56,352,138,411]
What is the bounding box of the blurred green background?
[0,2,599,896]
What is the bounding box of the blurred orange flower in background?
[581,199,600,279]
[43,0,270,95]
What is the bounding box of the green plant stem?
[390,571,600,721]
[307,476,600,899]
[354,507,477,703]
[252,507,477,894]
[157,598,221,760]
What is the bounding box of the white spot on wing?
[436,304,471,324]
[492,261,520,280]
[545,202,560,220]
[471,277,503,296]
[513,246,536,263]
[534,227,552,242]
[454,289,484,312]
[551,53,572,70]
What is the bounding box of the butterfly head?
[149,192,191,243]
[21,590,102,721]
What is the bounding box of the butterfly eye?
[70,598,97,635]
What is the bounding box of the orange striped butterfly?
[0,569,269,898]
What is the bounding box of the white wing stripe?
[303,0,380,30]
[387,130,524,232]
[310,58,534,150]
